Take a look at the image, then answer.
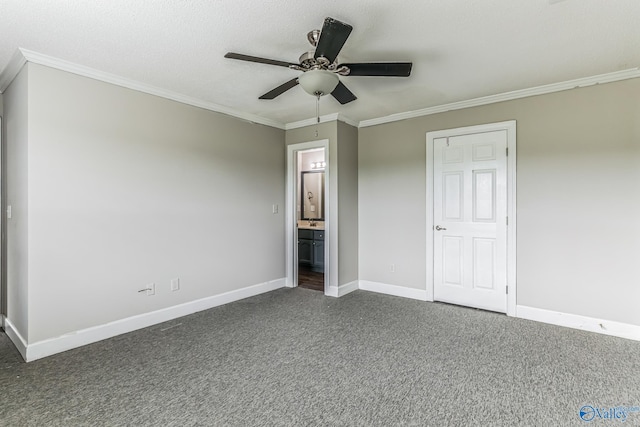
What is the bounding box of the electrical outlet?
[272,204,279,214]
[171,278,180,292]
[147,283,155,296]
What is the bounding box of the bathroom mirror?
[301,171,325,220]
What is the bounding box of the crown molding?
[285,112,358,130]
[359,67,640,128]
[0,49,28,93]
[0,48,286,130]
[4,48,639,131]
[285,113,339,130]
[336,113,359,128]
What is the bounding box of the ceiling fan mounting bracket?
[307,30,321,47]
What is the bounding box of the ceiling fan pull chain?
[316,94,321,124]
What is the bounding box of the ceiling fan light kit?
[298,69,339,96]
[224,17,413,105]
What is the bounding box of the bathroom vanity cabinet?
[298,228,324,272]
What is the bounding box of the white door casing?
[286,140,330,294]
[426,121,517,316]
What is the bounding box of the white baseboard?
[14,278,286,362]
[4,318,28,361]
[326,280,359,298]
[358,280,429,301]
[12,280,638,362]
[516,305,640,342]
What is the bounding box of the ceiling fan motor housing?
[299,51,318,69]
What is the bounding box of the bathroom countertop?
[298,225,325,231]
[297,221,325,230]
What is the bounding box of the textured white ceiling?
[1,0,640,125]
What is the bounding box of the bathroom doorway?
[296,148,325,290]
[285,140,329,294]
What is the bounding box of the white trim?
[3,318,28,361]
[505,124,517,316]
[359,280,428,301]
[285,140,331,293]
[336,114,359,128]
[11,278,286,362]
[517,305,640,342]
[425,139,435,302]
[5,49,638,131]
[326,280,359,298]
[285,113,359,130]
[426,121,517,315]
[360,68,640,128]
[0,48,285,129]
[0,49,27,93]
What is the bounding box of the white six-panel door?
[433,130,508,313]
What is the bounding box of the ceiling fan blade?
[340,62,413,77]
[224,52,298,68]
[314,17,353,63]
[259,78,299,100]
[331,81,357,105]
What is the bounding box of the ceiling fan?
[224,17,413,105]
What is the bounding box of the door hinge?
[506,286,508,295]
[506,147,509,156]
[506,216,509,226]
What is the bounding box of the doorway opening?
[286,140,330,294]
[296,148,326,291]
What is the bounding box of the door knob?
[435,225,447,231]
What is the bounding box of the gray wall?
[3,64,29,339]
[337,121,358,285]
[358,78,640,326]
[286,121,359,287]
[8,63,286,343]
[5,58,638,346]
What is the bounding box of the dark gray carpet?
[2,288,640,426]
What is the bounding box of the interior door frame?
[286,140,330,294]
[0,115,3,324]
[426,121,517,316]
